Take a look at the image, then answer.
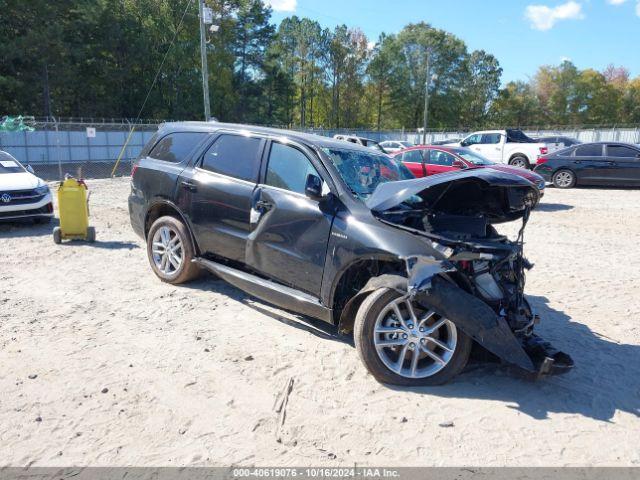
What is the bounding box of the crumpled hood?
[0,172,41,191]
[366,169,539,223]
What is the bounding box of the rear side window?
[265,142,319,195]
[575,144,603,157]
[149,132,206,163]
[480,133,501,144]
[201,134,263,182]
[402,150,424,163]
[607,145,639,158]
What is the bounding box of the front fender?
[338,259,536,373]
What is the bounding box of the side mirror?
[304,174,323,199]
[26,165,35,174]
[460,140,468,147]
[452,159,466,169]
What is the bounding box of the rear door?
[399,149,426,177]
[176,132,265,263]
[605,144,640,185]
[572,144,608,184]
[137,131,209,205]
[425,149,458,175]
[245,140,334,297]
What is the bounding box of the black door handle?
[181,181,197,192]
[607,161,616,166]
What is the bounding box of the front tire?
[147,216,199,284]
[354,288,472,386]
[552,169,576,189]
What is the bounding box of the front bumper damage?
[353,170,574,379]
[405,255,574,379]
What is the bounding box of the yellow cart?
[52,177,95,244]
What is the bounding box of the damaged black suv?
[129,122,573,386]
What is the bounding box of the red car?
[393,145,546,193]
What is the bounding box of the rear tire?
[509,156,530,169]
[354,288,472,386]
[147,216,199,284]
[552,169,576,189]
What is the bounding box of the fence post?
[53,117,62,180]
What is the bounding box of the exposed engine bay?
[367,171,574,377]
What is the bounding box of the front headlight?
[537,180,545,190]
[34,185,50,195]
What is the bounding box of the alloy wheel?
[554,171,574,188]
[151,225,183,275]
[373,295,457,379]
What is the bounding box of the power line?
[134,0,195,123]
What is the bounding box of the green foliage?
[0,2,637,128]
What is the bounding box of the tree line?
[1,0,639,129]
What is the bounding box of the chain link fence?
[1,118,639,180]
[0,118,158,180]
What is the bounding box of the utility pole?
[422,52,430,145]
[198,0,211,121]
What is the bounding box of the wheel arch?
[508,152,531,165]
[551,167,578,186]
[330,256,406,333]
[144,200,200,255]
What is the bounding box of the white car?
[332,134,387,153]
[378,140,414,153]
[444,129,550,169]
[0,150,53,223]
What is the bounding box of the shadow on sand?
[181,275,640,422]
[0,218,59,238]
[535,202,574,212]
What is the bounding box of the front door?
[571,144,608,184]
[177,133,265,263]
[246,140,334,297]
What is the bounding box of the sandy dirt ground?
[1,177,639,467]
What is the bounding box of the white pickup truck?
[444,129,550,169]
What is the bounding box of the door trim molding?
[193,257,333,323]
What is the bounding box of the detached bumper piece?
[417,276,573,380]
[521,334,574,379]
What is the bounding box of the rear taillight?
[131,163,139,178]
[539,146,548,155]
[536,157,548,165]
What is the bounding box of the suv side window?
[265,142,320,195]
[575,144,603,157]
[428,150,456,166]
[607,145,639,158]
[201,134,262,182]
[148,132,207,163]
[480,133,502,144]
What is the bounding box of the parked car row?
[392,145,546,194]
[330,130,639,190]
[534,142,640,188]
